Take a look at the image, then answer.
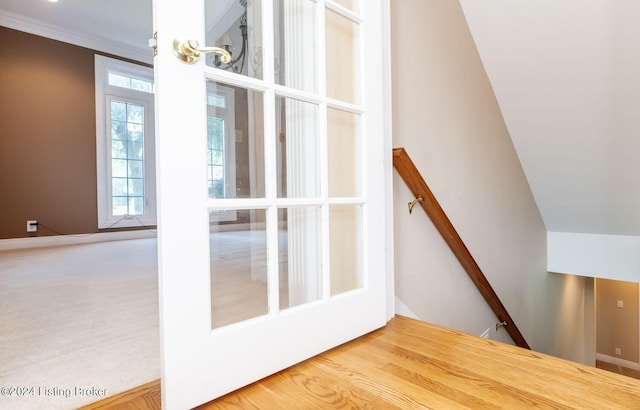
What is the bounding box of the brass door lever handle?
[172,39,231,64]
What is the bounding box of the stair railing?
[393,147,530,349]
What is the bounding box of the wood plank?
[78,379,161,410]
[392,147,530,349]
[597,360,640,380]
[84,316,640,409]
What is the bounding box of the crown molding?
[0,9,153,65]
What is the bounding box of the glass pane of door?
[206,78,268,328]
[278,207,323,310]
[329,205,362,296]
[204,0,263,79]
[206,79,265,200]
[274,0,318,93]
[275,96,320,198]
[327,108,360,197]
[326,8,360,103]
[210,209,268,329]
[331,0,358,13]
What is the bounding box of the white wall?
[459,1,640,237]
[549,232,640,282]
[391,0,594,364]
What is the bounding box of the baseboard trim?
[596,353,640,371]
[0,230,157,252]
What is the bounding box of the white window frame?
[95,55,156,229]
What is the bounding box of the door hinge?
[149,32,158,57]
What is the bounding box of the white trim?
[0,10,152,65]
[325,1,362,24]
[326,99,364,114]
[0,230,156,252]
[548,231,640,282]
[381,0,394,321]
[596,353,640,371]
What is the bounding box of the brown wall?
[596,278,639,363]
[0,27,147,239]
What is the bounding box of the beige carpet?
[0,239,160,410]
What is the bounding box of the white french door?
[153,0,392,408]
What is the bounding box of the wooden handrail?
[393,147,530,349]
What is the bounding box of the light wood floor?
[82,315,640,409]
[596,360,640,381]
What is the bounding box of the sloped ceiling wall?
[459,0,640,236]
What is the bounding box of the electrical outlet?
[27,220,38,233]
[617,300,624,308]
[615,347,622,356]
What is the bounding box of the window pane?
[212,150,223,166]
[128,160,144,178]
[206,80,265,199]
[112,159,127,178]
[112,140,127,159]
[328,108,360,197]
[276,96,320,198]
[330,205,362,296]
[129,197,144,215]
[130,78,153,93]
[279,207,322,311]
[207,115,225,199]
[127,104,144,124]
[128,142,144,160]
[108,72,153,94]
[111,120,126,140]
[211,166,223,180]
[326,9,359,104]
[208,117,224,150]
[207,94,226,108]
[112,197,128,216]
[112,178,127,196]
[128,123,144,142]
[128,178,144,196]
[332,0,358,13]
[111,101,127,121]
[274,0,317,93]
[210,179,224,198]
[108,73,130,89]
[205,0,263,80]
[210,209,268,329]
